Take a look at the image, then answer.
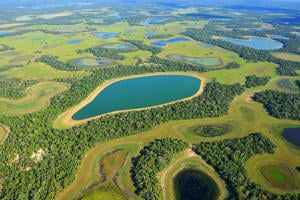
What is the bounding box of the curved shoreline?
[53,72,206,129]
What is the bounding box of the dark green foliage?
[146,34,173,39]
[36,55,81,71]
[80,46,130,60]
[224,62,240,69]
[121,40,162,55]
[245,75,270,88]
[193,133,298,199]
[0,78,38,99]
[253,90,300,120]
[0,62,244,199]
[0,44,14,52]
[131,138,188,199]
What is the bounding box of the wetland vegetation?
[0,0,299,199]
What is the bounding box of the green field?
[82,184,127,200]
[273,52,300,62]
[0,82,69,115]
[0,4,299,200]
[166,54,223,68]
[0,124,9,145]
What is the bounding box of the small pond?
[282,127,300,147]
[73,58,113,68]
[139,17,167,26]
[174,169,220,200]
[217,36,283,50]
[151,38,189,47]
[93,32,119,39]
[67,39,82,44]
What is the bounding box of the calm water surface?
[73,75,201,120]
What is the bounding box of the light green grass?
[0,124,9,145]
[273,52,300,62]
[82,184,127,200]
[0,82,69,115]
[0,62,86,80]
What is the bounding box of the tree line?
[131,138,188,199]
[0,63,244,199]
[253,90,300,120]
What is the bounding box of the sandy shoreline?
[53,72,206,129]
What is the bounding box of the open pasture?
[166,54,223,68]
[0,82,69,115]
[0,124,9,145]
[273,52,300,62]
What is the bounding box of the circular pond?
[174,169,220,200]
[73,57,114,68]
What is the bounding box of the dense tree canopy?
[193,133,299,199]
[131,138,188,199]
[253,90,300,120]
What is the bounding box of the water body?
[104,44,133,50]
[139,17,167,26]
[74,58,113,67]
[151,38,189,47]
[125,30,135,34]
[183,13,231,20]
[166,54,222,67]
[93,32,119,39]
[67,39,82,44]
[282,128,300,147]
[217,36,283,50]
[200,43,214,48]
[0,31,10,36]
[72,75,201,120]
[145,32,155,37]
[174,169,220,200]
[269,35,289,40]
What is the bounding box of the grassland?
[273,52,300,62]
[55,83,300,199]
[82,184,127,200]
[0,13,299,199]
[0,82,69,115]
[0,124,9,145]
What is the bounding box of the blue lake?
[145,32,155,37]
[72,74,201,120]
[151,38,190,47]
[0,31,10,36]
[200,43,214,48]
[68,39,82,44]
[217,36,283,50]
[105,44,133,50]
[282,128,300,147]
[125,30,136,34]
[93,32,119,39]
[140,18,167,26]
[269,35,289,40]
[73,58,113,67]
